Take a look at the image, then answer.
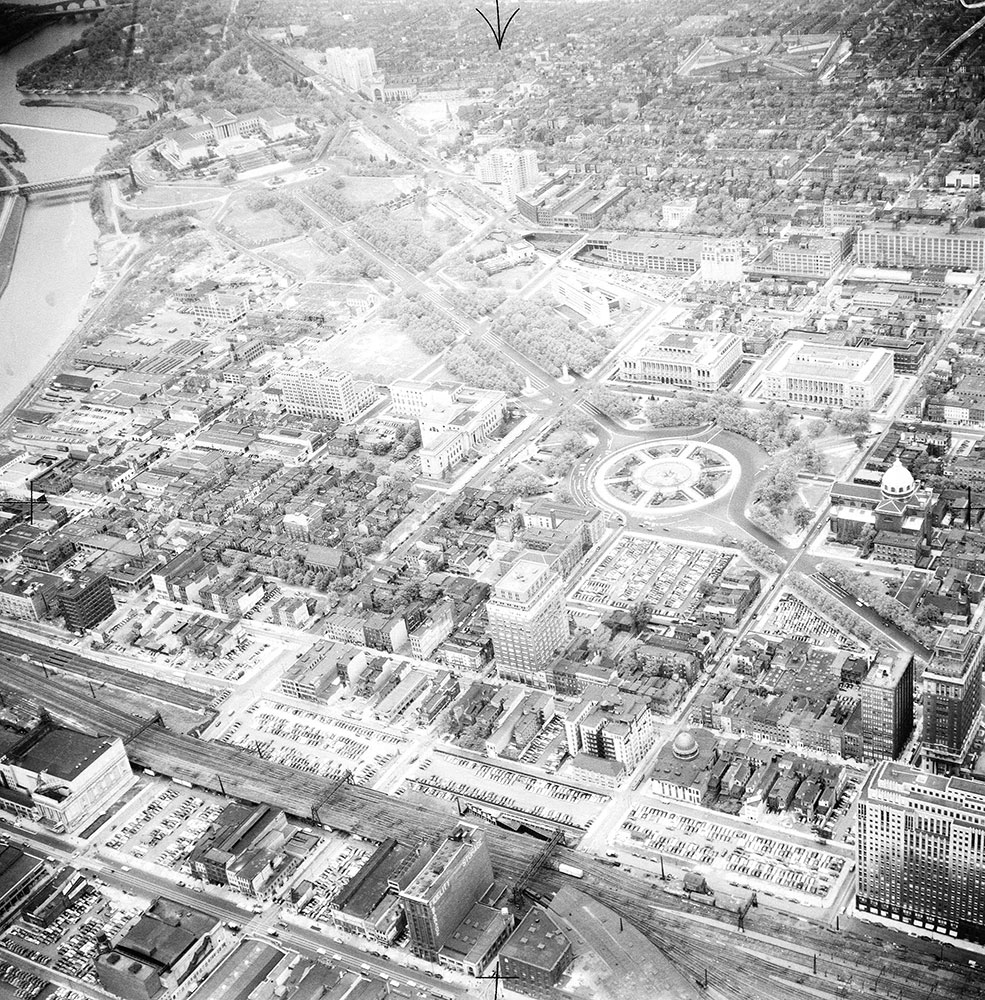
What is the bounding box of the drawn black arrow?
[476,0,519,50]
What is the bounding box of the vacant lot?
[329,316,431,382]
[337,174,412,209]
[223,204,297,246]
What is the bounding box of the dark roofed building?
[498,906,572,997]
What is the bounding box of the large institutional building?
[922,623,983,774]
[282,363,376,422]
[488,554,569,686]
[0,722,134,834]
[551,270,621,326]
[619,328,742,391]
[390,380,506,480]
[604,234,703,275]
[828,458,935,565]
[856,222,985,271]
[760,340,894,409]
[856,761,985,942]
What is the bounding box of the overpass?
[0,166,131,198]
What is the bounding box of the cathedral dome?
[672,730,699,761]
[881,458,915,499]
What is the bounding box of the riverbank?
[18,87,159,124]
[0,196,27,302]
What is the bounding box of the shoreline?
[0,196,27,302]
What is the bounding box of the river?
[0,19,116,410]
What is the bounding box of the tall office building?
[856,760,985,942]
[398,825,493,961]
[922,624,984,774]
[282,362,376,422]
[860,650,914,762]
[487,553,569,687]
[58,572,115,632]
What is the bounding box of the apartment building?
[563,686,654,787]
[860,650,914,762]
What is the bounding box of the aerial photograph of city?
[0,0,984,997]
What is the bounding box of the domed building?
[828,455,935,565]
[671,730,700,761]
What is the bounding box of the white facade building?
[551,270,620,326]
[283,363,376,422]
[760,340,894,409]
[620,328,741,391]
[0,724,134,834]
[390,380,506,480]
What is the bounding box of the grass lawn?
[338,174,412,208]
[265,237,332,278]
[223,204,297,245]
[327,317,431,382]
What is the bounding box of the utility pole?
[216,774,226,796]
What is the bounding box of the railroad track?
[0,630,212,712]
[1,662,981,1000]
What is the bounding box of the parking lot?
[214,699,408,786]
[619,805,845,900]
[1,878,142,985]
[402,751,610,830]
[292,839,372,923]
[759,591,863,651]
[100,784,226,872]
[569,534,738,620]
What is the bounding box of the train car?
[557,863,584,879]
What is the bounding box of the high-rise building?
[58,572,115,632]
[856,761,985,942]
[477,148,539,201]
[922,623,984,773]
[282,362,376,422]
[398,825,493,961]
[488,553,569,686]
[860,650,914,762]
[324,47,381,96]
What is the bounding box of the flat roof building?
[860,650,914,762]
[760,340,893,409]
[498,906,573,997]
[488,553,569,687]
[856,762,985,942]
[283,363,376,422]
[620,328,741,392]
[398,825,493,962]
